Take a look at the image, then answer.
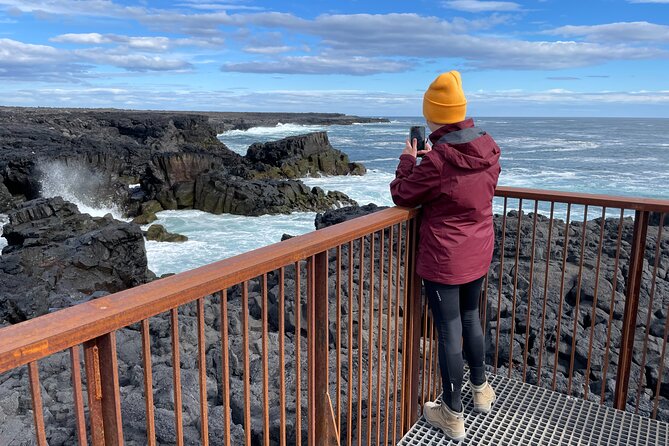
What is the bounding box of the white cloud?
[0,37,192,80]
[123,36,171,51]
[52,33,109,45]
[76,50,192,71]
[218,13,668,71]
[469,89,669,105]
[243,46,293,54]
[442,0,521,12]
[547,21,669,43]
[0,38,61,62]
[1,1,668,77]
[0,0,134,17]
[175,1,264,11]
[0,38,86,81]
[223,55,406,75]
[51,33,223,51]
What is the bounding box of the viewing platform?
[400,372,668,445]
[0,186,668,445]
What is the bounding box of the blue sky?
[0,0,668,117]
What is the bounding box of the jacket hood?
[429,119,501,171]
[441,141,500,170]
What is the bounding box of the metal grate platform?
[399,373,669,446]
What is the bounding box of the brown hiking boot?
[470,380,496,413]
[423,401,466,442]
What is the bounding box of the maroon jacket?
[390,118,501,285]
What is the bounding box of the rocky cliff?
[247,131,366,178]
[0,107,366,218]
[200,111,388,133]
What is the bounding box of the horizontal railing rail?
[495,186,669,212]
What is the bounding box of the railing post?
[84,332,124,446]
[614,210,649,410]
[314,251,339,445]
[402,215,423,432]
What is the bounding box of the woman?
[390,70,501,442]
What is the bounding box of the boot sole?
[440,429,466,442]
[473,404,492,413]
[424,413,466,442]
[473,397,496,413]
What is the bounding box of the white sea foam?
[39,160,123,219]
[218,123,325,138]
[498,137,599,152]
[0,213,7,253]
[357,157,398,163]
[301,170,396,207]
[500,169,580,189]
[218,123,327,155]
[142,168,397,274]
[143,210,317,276]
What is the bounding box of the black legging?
[424,276,486,413]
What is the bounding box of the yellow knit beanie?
[423,70,467,124]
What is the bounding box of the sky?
[0,0,668,117]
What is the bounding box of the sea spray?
[0,213,7,252]
[38,160,124,219]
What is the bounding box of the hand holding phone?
[410,126,426,153]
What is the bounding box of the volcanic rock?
[2,205,669,446]
[247,131,366,178]
[0,181,15,213]
[0,108,368,219]
[193,172,356,216]
[0,108,245,216]
[0,197,152,324]
[145,224,188,242]
[315,203,388,229]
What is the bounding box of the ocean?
[2,117,668,275]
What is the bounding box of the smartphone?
[409,126,426,155]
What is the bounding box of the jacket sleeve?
[390,154,442,207]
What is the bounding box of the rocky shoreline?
[0,107,379,321]
[0,107,375,220]
[0,107,388,134]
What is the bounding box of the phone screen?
[410,126,426,153]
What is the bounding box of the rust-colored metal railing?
[1,186,669,445]
[0,206,422,446]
